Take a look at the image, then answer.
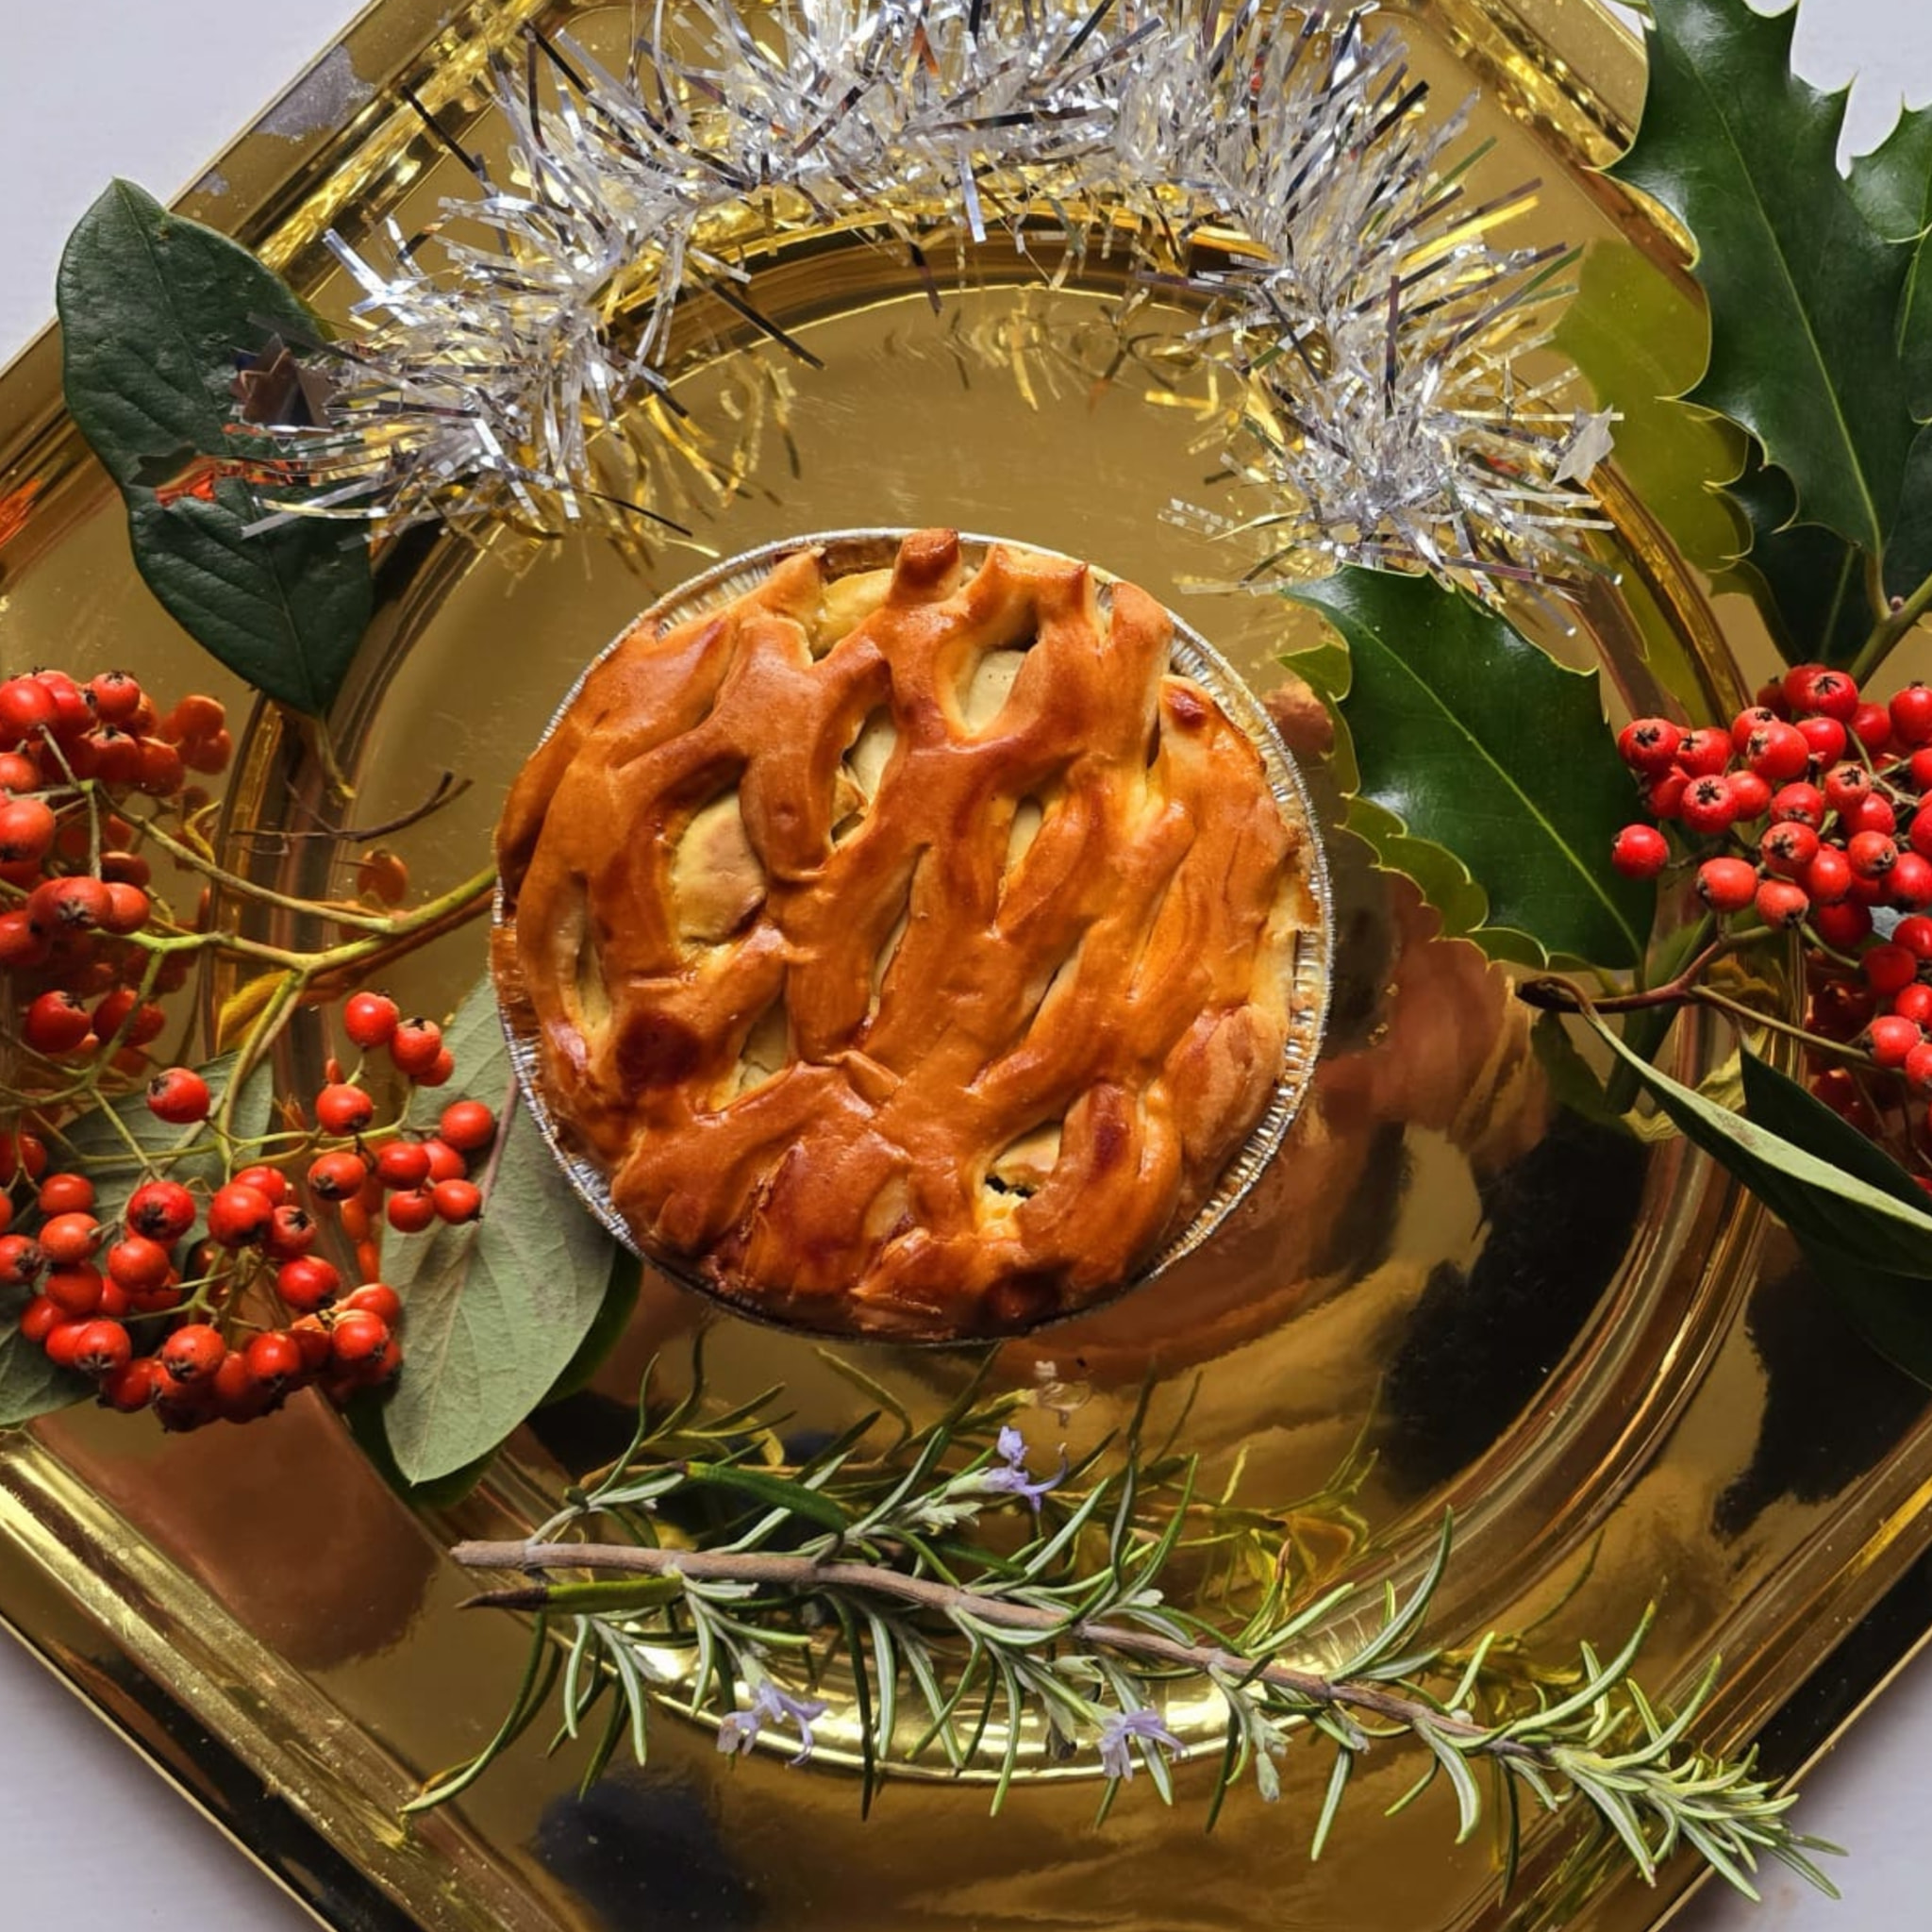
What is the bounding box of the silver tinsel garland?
[247,0,1612,594]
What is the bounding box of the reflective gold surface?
[3,3,1930,1929]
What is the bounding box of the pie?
[492,528,1318,1337]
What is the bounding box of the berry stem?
[1851,566,1932,686]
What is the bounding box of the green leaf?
[1613,0,1918,558]
[1581,1009,1932,1276]
[343,1391,494,1510]
[57,180,371,715]
[1551,242,1747,575]
[381,977,620,1484]
[1734,1050,1932,1385]
[1284,569,1654,968]
[542,1246,643,1408]
[1849,101,1932,419]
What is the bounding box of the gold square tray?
[4,4,1930,1929]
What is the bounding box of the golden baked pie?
[493,528,1317,1336]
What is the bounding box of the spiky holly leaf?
[1285,569,1653,969]
[1848,98,1932,421]
[1552,242,1746,576]
[1613,0,1922,585]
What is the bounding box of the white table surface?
[5,1,1932,1926]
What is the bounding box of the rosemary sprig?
[431,1361,1835,1903]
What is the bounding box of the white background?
[3,1,1932,1926]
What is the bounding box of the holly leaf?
[1735,1049,1932,1386]
[1849,100,1932,419]
[1583,1009,1932,1276]
[1613,0,1921,573]
[1552,242,1747,576]
[57,180,371,716]
[1284,569,1654,969]
[380,977,621,1485]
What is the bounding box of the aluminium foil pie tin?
[493,528,1333,1342]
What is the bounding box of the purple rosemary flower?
[716,1677,830,1766]
[1097,1706,1185,1783]
[979,1424,1065,1515]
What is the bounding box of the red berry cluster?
[1611,663,1932,1162]
[3,969,495,1431]
[1,669,231,1032]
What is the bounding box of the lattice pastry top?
[493,528,1316,1336]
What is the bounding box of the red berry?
[1755,879,1809,928]
[33,671,94,739]
[415,1046,457,1089]
[1676,727,1730,776]
[0,795,56,863]
[1747,723,1812,784]
[389,1018,443,1077]
[1872,1015,1923,1068]
[1865,943,1919,995]
[0,1133,47,1187]
[1696,857,1758,912]
[159,1324,226,1382]
[243,1331,304,1390]
[1897,983,1932,1024]
[1798,716,1848,764]
[1909,808,1932,860]
[275,1257,341,1312]
[1618,718,1681,773]
[0,749,38,791]
[375,1141,431,1191]
[438,1100,497,1153]
[1646,771,1690,819]
[1808,671,1860,722]
[343,1283,403,1326]
[1680,774,1737,836]
[386,1190,437,1235]
[1816,899,1874,947]
[70,1320,132,1377]
[1908,1043,1932,1093]
[36,1166,93,1213]
[1894,852,1932,908]
[1761,822,1820,876]
[1848,831,1900,879]
[42,1265,104,1317]
[135,737,186,794]
[181,729,232,775]
[0,1235,46,1287]
[127,1179,195,1241]
[431,1178,483,1224]
[307,1149,371,1203]
[100,882,150,935]
[342,991,400,1051]
[1824,762,1873,814]
[1844,793,1899,837]
[1782,664,1830,711]
[1806,846,1855,904]
[261,1204,317,1259]
[42,1322,92,1370]
[38,1212,102,1266]
[329,1310,389,1364]
[290,1317,334,1374]
[420,1138,467,1184]
[1725,770,1772,820]
[0,910,47,968]
[1896,916,1932,958]
[1891,685,1932,746]
[1730,706,1780,751]
[232,1163,288,1206]
[1851,703,1893,754]
[99,1357,159,1412]
[315,1081,375,1136]
[24,991,92,1056]
[86,672,142,723]
[17,1296,60,1344]
[207,1182,274,1248]
[0,675,58,739]
[105,1236,172,1292]
[1771,782,1826,827]
[163,694,225,742]
[146,1068,211,1124]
